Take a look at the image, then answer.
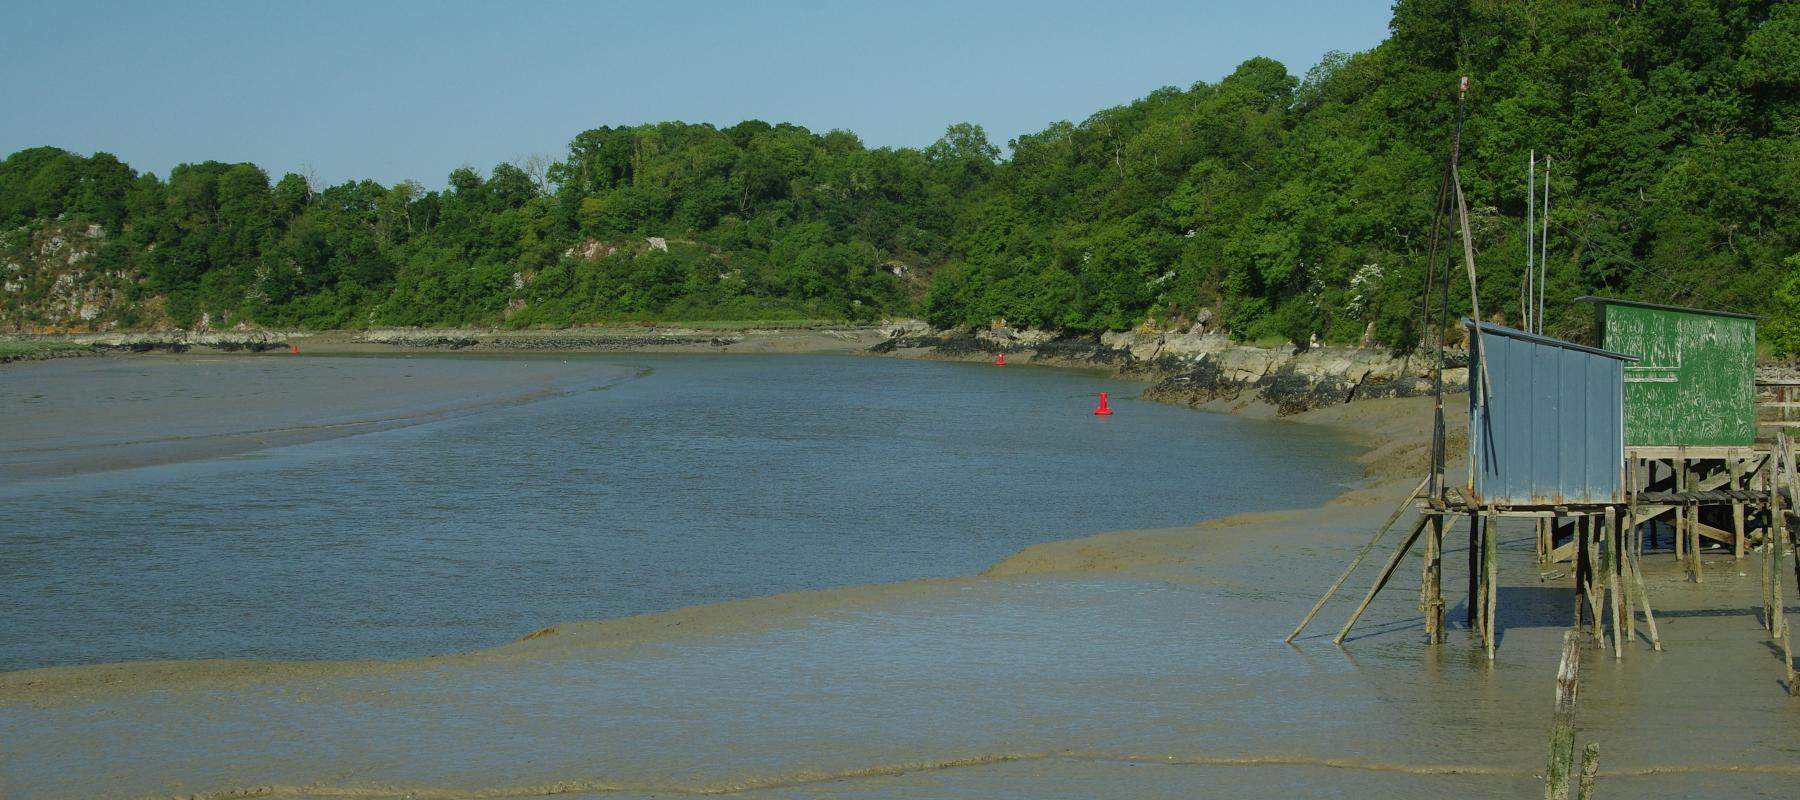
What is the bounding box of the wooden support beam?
[1286,475,1432,643]
[1334,515,1433,645]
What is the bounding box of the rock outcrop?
[874,327,1469,415]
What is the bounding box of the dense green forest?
[3,0,1798,351]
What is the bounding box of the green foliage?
[3,1,1797,344]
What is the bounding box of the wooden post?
[1470,511,1485,634]
[1573,516,1590,629]
[1607,507,1624,659]
[1621,504,1637,646]
[1423,510,1444,642]
[1577,742,1601,800]
[1674,456,1687,562]
[1587,515,1606,645]
[1731,455,1746,559]
[1544,630,1581,800]
[1485,506,1499,659]
[1689,456,1705,583]
[1767,469,1780,632]
[1286,475,1432,643]
[1335,516,1432,645]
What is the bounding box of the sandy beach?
[2,362,1797,798]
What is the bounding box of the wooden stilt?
[1674,456,1687,562]
[1621,504,1637,646]
[1607,507,1624,659]
[1587,516,1606,643]
[1573,516,1590,629]
[1536,517,1550,563]
[1286,475,1432,643]
[1767,471,1780,632]
[1423,510,1443,641]
[1730,456,1746,559]
[1335,516,1432,645]
[1484,506,1499,659]
[1469,511,1485,635]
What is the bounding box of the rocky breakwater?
[873,326,1468,415]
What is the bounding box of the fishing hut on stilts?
[1288,80,1800,674]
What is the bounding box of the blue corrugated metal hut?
[1466,320,1637,506]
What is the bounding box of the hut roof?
[1464,319,1639,362]
[1572,296,1759,321]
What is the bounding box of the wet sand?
[3,393,1798,798]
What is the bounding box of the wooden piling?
[1544,630,1581,800]
[1576,742,1601,800]
[1607,508,1624,659]
[1587,516,1606,644]
[1731,455,1746,559]
[1470,505,1485,627]
[1573,517,1590,630]
[1423,510,1444,642]
[1674,456,1687,562]
[1483,507,1498,658]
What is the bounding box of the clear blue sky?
[3,0,1395,189]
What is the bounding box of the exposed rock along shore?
[4,321,1469,415]
[874,325,1470,416]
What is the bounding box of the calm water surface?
[0,353,1357,670]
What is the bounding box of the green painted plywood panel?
[1599,303,1755,446]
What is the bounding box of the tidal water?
[0,353,1358,670]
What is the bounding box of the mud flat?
[0,355,640,481]
[4,390,1797,799]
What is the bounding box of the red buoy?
[995,352,1006,366]
[289,344,299,355]
[1093,392,1113,415]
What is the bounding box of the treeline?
[3,0,1797,350]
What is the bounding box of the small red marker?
[995,352,1006,366]
[1093,392,1113,416]
[290,344,299,355]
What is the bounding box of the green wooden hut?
[1576,297,1757,448]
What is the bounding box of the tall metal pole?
[1539,156,1551,334]
[1527,150,1536,332]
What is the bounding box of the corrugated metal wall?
[1467,322,1631,506]
[1595,302,1756,447]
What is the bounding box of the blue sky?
[3,0,1395,189]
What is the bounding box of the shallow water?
[0,353,1357,669]
[4,354,1798,799]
